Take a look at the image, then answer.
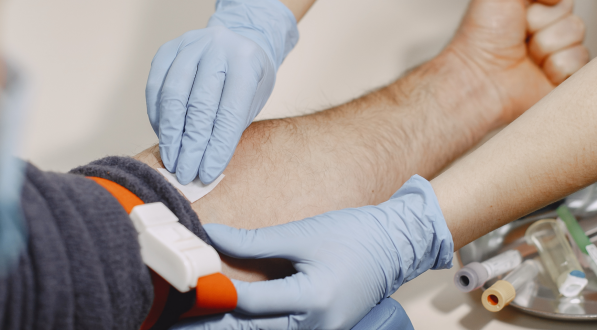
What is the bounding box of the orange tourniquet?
[181,272,238,318]
[87,177,237,329]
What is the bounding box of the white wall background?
[5,0,597,172]
[3,1,597,329]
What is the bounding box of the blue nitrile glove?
[177,175,453,329]
[146,0,299,185]
[172,298,413,330]
[352,298,414,330]
[0,61,28,277]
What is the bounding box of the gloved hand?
[146,0,299,185]
[181,175,453,329]
[172,298,414,330]
[351,298,414,330]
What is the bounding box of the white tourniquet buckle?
[130,202,221,292]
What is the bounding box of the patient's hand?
[447,0,588,126]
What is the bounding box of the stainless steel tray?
[459,184,597,321]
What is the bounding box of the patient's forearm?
[433,57,597,251]
[135,50,501,281]
[189,50,502,230]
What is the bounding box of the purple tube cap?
[454,262,489,292]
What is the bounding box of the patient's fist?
[448,0,589,125]
[528,0,588,84]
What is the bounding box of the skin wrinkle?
[531,16,585,64]
[451,57,527,124]
[442,47,506,127]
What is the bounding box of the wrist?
[376,49,505,178]
[433,48,506,133]
[339,47,508,190]
[208,0,299,70]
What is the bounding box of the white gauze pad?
[157,168,225,203]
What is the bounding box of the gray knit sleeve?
[70,156,211,245]
[0,162,153,330]
[1,157,212,330]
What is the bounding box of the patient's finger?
[542,44,589,84]
[527,0,573,33]
[529,15,585,64]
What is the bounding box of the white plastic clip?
[130,202,221,292]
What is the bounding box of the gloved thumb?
[203,223,306,261]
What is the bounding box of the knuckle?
[181,29,202,39]
[156,41,174,54]
[232,39,263,60]
[181,31,193,40]
[566,45,590,62]
[203,27,267,63]
[237,45,268,68]
[578,46,590,60]
[205,25,227,36]
[566,15,585,34]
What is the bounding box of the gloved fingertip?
[230,278,249,293]
[162,162,175,175]
[175,169,195,186]
[198,169,219,185]
[204,224,250,255]
[158,146,176,173]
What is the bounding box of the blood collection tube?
[454,249,522,292]
[481,259,539,312]
[557,205,597,276]
[525,219,588,298]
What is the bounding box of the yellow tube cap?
[482,280,516,312]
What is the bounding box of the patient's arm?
[135,0,586,280]
[136,47,501,281]
[433,57,597,251]
[135,49,500,225]
[196,0,587,231]
[135,49,499,281]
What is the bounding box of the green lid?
[557,205,592,255]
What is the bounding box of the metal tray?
[459,184,597,321]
